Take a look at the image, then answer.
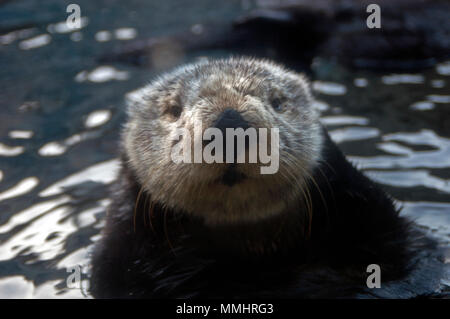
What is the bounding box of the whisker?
[133,186,145,233]
[163,205,177,256]
[279,153,312,237]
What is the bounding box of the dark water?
[0,0,449,298]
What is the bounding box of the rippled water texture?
[0,0,449,298]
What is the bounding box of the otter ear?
[293,72,312,92]
[125,86,160,118]
[125,87,148,115]
[288,72,312,100]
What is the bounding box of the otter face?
[123,58,322,225]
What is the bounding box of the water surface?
[0,0,449,298]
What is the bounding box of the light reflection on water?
[350,130,450,169]
[0,59,448,297]
[0,143,25,156]
[38,160,119,197]
[8,130,34,139]
[18,34,51,50]
[328,127,380,143]
[0,1,449,299]
[75,66,129,83]
[0,177,39,202]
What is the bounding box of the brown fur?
[123,57,322,225]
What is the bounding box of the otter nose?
[203,108,252,158]
[212,109,250,136]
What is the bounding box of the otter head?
[123,58,322,225]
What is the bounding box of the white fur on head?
[123,57,323,225]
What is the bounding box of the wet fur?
[90,58,442,298]
[90,130,427,298]
[122,58,321,224]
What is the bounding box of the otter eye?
[270,97,284,112]
[164,104,182,118]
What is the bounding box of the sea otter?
[90,57,443,298]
